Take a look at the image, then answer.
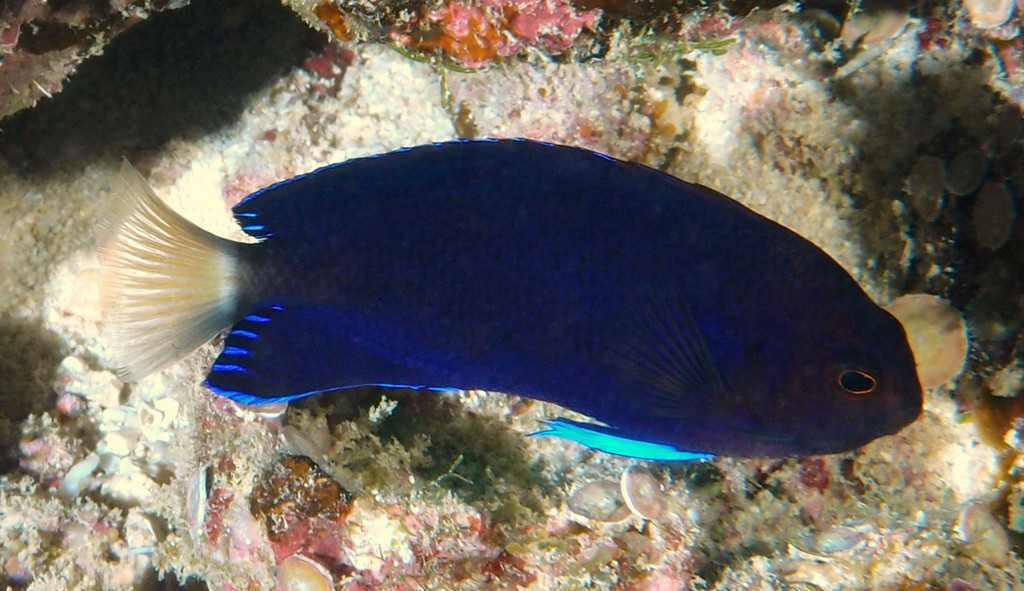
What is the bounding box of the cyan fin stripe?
[269,305,284,311]
[532,419,712,462]
[242,224,266,232]
[243,314,271,323]
[231,330,259,339]
[211,363,247,373]
[222,346,250,356]
[236,212,259,218]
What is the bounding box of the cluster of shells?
[55,356,180,504]
[905,149,1017,252]
[567,466,667,523]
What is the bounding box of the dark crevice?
[0,0,323,176]
[0,316,64,473]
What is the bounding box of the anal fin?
[205,305,445,404]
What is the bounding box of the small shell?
[277,554,335,591]
[124,508,158,556]
[235,399,289,420]
[281,425,331,465]
[58,453,100,498]
[964,0,1016,29]
[812,525,869,554]
[944,149,987,196]
[885,294,969,389]
[972,182,1016,251]
[185,465,210,539]
[956,503,1010,567]
[840,10,909,48]
[257,401,290,420]
[567,480,631,523]
[620,466,665,520]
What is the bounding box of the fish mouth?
[885,396,923,435]
[882,373,924,434]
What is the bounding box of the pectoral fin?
[610,284,728,418]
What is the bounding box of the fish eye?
[838,369,877,395]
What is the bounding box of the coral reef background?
[1,0,1023,589]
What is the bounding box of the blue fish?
[97,139,922,461]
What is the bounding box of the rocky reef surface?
[0,1,1022,589]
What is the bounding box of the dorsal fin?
[227,141,550,242]
[229,149,409,242]
[231,209,275,241]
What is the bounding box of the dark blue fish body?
[100,139,922,460]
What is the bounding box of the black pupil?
[840,370,876,394]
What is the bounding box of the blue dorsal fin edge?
[531,418,713,462]
[230,140,561,241]
[233,215,274,240]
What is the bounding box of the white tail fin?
[97,160,242,382]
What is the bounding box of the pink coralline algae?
[19,433,75,490]
[302,44,357,95]
[394,0,601,68]
[497,0,601,55]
